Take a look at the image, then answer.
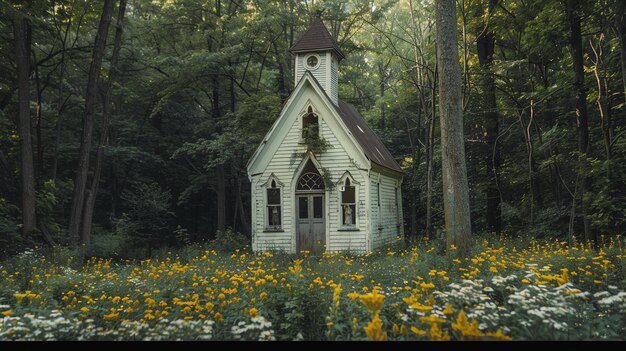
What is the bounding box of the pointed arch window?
[296,159,325,192]
[265,178,282,230]
[302,106,319,140]
[338,173,359,229]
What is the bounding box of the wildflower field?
[0,236,625,341]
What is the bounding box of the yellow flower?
[249,307,258,317]
[1,310,12,316]
[410,326,426,335]
[14,293,26,304]
[363,313,387,341]
[218,293,226,300]
[80,307,89,313]
[410,301,433,311]
[214,312,223,322]
[420,282,435,291]
[260,292,268,300]
[420,315,447,324]
[145,297,156,308]
[485,329,512,341]
[359,289,384,313]
[345,292,359,302]
[103,312,119,320]
[451,310,484,340]
[332,284,342,309]
[443,304,453,315]
[428,322,450,341]
[400,324,408,337]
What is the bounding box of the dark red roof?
[289,17,345,61]
[334,101,403,174]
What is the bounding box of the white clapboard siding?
[249,68,402,254]
[370,172,401,250]
[254,84,370,253]
[295,53,328,94]
[318,118,368,253]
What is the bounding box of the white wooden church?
[246,17,404,254]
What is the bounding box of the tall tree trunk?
[476,0,501,234]
[273,42,288,102]
[436,0,472,256]
[68,0,115,244]
[566,0,594,242]
[378,62,386,129]
[425,71,437,238]
[235,177,250,235]
[81,0,127,247]
[618,0,626,98]
[13,9,37,239]
[52,0,75,181]
[212,77,227,233]
[216,165,226,232]
[33,55,44,184]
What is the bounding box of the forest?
[0,0,625,341]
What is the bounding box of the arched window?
[266,178,282,230]
[302,106,319,140]
[341,178,356,226]
[337,173,358,229]
[296,160,325,191]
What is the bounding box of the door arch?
[295,159,325,255]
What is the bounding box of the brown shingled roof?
[334,100,403,174]
[289,17,345,61]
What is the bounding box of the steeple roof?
[289,17,345,61]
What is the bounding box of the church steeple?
[290,17,344,105]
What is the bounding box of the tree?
[80,0,128,247]
[566,0,594,242]
[476,0,501,234]
[618,0,626,98]
[12,1,36,239]
[67,0,115,244]
[436,0,472,255]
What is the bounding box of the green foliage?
[114,182,174,253]
[88,230,127,259]
[207,228,249,252]
[36,179,73,242]
[0,198,22,258]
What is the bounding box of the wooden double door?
[296,193,325,255]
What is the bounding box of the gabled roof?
[246,71,403,178]
[334,101,403,173]
[289,17,345,61]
